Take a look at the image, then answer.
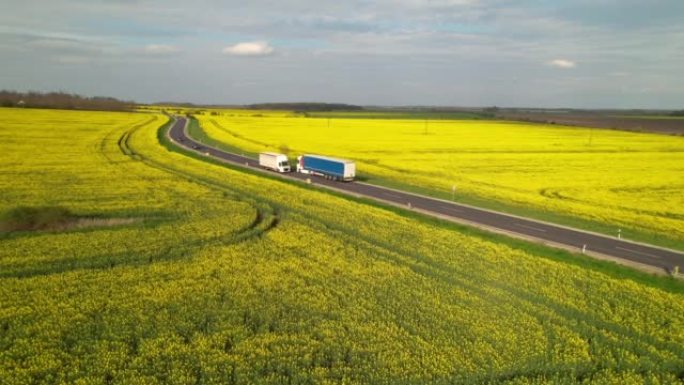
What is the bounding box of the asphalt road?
[168,117,684,274]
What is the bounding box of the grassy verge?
[159,119,684,294]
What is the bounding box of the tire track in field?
[209,119,272,149]
[0,120,281,279]
[117,122,280,243]
[259,208,684,378]
[539,187,684,221]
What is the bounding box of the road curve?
[168,117,684,275]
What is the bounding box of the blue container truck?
[297,154,356,181]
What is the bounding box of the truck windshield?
[279,162,289,167]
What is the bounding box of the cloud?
[2,1,683,108]
[222,41,274,56]
[609,71,629,77]
[144,44,179,54]
[547,59,576,68]
[53,55,91,64]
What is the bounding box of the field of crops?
[1,107,683,384]
[194,111,684,248]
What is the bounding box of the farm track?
[167,117,684,276]
[118,121,280,241]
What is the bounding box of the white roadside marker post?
[618,228,622,239]
[452,185,456,201]
[582,244,586,254]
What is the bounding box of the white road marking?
[384,192,404,199]
[440,206,462,213]
[513,223,547,232]
[615,246,661,259]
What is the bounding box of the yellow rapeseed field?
[196,111,684,246]
[1,107,683,384]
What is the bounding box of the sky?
[1,0,683,108]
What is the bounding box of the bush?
[0,206,75,232]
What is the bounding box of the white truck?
[259,152,291,173]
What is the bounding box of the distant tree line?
[0,90,133,111]
[670,110,684,117]
[247,103,363,112]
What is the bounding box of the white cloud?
[547,59,576,69]
[222,41,274,56]
[609,71,629,77]
[144,44,179,54]
[53,55,91,64]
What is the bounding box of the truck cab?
[296,156,307,174]
[278,159,291,173]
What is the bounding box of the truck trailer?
[297,154,356,181]
[259,152,291,173]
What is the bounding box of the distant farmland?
[499,111,684,136]
[1,107,682,383]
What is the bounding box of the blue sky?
[1,0,683,108]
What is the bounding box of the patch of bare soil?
[0,206,142,233]
[49,217,142,232]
